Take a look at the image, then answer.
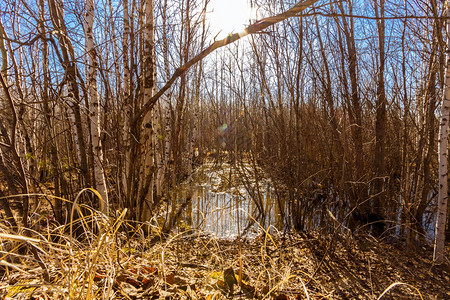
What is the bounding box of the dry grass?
[0,193,448,299]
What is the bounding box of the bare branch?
[0,70,18,148]
[132,0,319,125]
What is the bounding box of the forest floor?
[0,225,448,300]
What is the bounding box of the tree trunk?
[0,17,16,227]
[48,0,90,190]
[137,0,156,221]
[434,3,450,265]
[122,0,131,209]
[335,1,366,225]
[86,0,109,213]
[373,0,387,236]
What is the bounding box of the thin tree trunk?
[48,0,90,190]
[0,16,16,227]
[373,0,387,235]
[434,2,450,265]
[334,1,366,223]
[39,0,63,222]
[122,0,131,208]
[86,0,109,213]
[156,0,172,200]
[0,70,29,228]
[137,0,156,221]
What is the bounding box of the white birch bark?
[63,85,82,168]
[156,0,172,198]
[434,3,450,264]
[86,0,109,213]
[161,101,171,194]
[154,102,163,197]
[138,0,156,220]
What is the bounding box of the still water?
[170,161,437,242]
[173,162,285,238]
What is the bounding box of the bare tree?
[86,0,109,213]
[48,0,90,190]
[434,1,450,265]
[372,0,387,236]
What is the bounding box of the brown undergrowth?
[0,206,448,299]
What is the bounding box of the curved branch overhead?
[132,0,319,125]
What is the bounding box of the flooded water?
[174,161,285,238]
[170,161,438,242]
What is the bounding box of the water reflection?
[173,162,437,242]
[175,162,284,238]
[176,186,286,238]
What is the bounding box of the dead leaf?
[93,273,105,282]
[274,293,289,300]
[120,282,138,298]
[126,277,142,288]
[224,267,237,292]
[173,276,187,285]
[165,273,175,285]
[215,279,227,292]
[140,265,157,274]
[116,274,128,284]
[240,281,255,295]
[116,274,142,288]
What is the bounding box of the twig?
[131,0,320,126]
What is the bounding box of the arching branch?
[132,0,319,126]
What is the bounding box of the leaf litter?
[0,221,448,299]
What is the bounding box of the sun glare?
[208,0,255,39]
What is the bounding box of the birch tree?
[86,0,108,213]
[137,0,156,220]
[434,1,450,265]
